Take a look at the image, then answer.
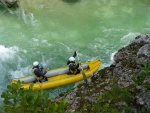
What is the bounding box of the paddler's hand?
[77,63,80,67]
[46,68,50,72]
[74,50,77,57]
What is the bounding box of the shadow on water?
[62,0,81,4]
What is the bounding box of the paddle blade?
[82,71,88,83]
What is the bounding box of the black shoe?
[33,80,36,83]
[45,77,48,81]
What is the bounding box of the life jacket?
[32,68,43,80]
[68,63,78,74]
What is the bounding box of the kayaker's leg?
[35,76,43,83]
[33,80,36,83]
[67,71,72,75]
[43,77,48,81]
[33,77,40,83]
[45,77,48,81]
[75,69,80,75]
[41,76,48,82]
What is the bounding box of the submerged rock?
[1,0,18,8]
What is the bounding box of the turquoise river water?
[0,0,150,102]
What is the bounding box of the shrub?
[0,81,68,113]
[132,63,150,88]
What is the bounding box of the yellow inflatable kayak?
[10,59,102,90]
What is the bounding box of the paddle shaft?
[76,52,88,83]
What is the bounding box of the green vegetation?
[76,85,135,113]
[132,63,150,90]
[0,81,68,113]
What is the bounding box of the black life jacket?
[32,68,43,80]
[68,63,78,74]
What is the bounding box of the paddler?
[67,51,80,75]
[32,61,48,83]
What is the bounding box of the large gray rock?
[56,34,150,112]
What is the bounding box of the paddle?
[76,52,88,83]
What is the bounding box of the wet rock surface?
[1,0,18,8]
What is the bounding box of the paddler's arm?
[34,69,47,76]
[67,50,77,65]
[69,63,79,70]
[73,50,77,58]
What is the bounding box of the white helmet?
[69,57,75,61]
[33,61,39,66]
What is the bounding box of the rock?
[137,92,150,110]
[115,101,127,106]
[55,34,150,112]
[1,0,18,8]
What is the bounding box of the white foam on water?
[32,38,39,42]
[0,45,22,104]
[41,40,52,46]
[9,65,32,79]
[98,51,116,71]
[0,45,29,80]
[55,41,71,51]
[103,28,125,33]
[11,57,54,79]
[0,45,30,79]
[121,32,140,44]
[110,51,117,61]
[0,45,19,61]
[30,38,52,47]
[20,9,38,26]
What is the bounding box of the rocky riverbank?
[56,34,150,113]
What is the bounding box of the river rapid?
[0,0,150,101]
